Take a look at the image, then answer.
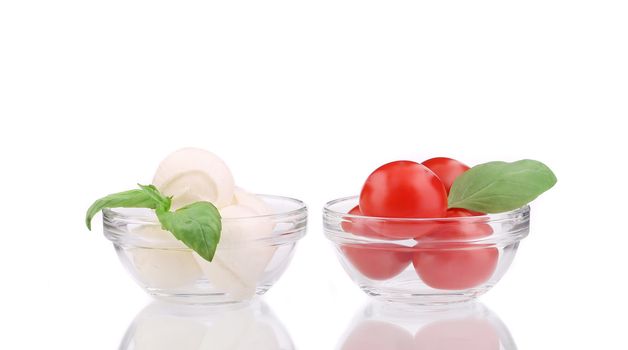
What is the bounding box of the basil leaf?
[137,183,171,211]
[448,159,557,213]
[156,202,222,262]
[85,188,162,230]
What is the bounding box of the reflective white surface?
[1,0,627,346]
[338,302,515,350]
[120,300,294,350]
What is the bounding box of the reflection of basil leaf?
[85,184,170,230]
[448,159,557,213]
[156,202,222,262]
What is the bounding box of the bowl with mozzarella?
[104,194,306,303]
[94,148,307,303]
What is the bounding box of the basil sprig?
[85,184,221,262]
[448,159,557,213]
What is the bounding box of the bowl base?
[361,284,493,305]
[146,286,272,305]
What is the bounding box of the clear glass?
[324,196,529,305]
[103,195,307,304]
[120,299,294,349]
[337,301,516,349]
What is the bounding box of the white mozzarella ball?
[195,204,276,300]
[127,225,202,289]
[131,224,187,249]
[152,148,235,209]
[233,187,273,215]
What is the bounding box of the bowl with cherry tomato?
[324,157,555,304]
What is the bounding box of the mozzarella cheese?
[195,203,276,300]
[233,187,273,215]
[152,148,235,209]
[128,225,202,289]
[150,148,276,299]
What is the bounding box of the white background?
[1,0,627,348]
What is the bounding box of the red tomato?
[342,244,412,280]
[412,208,497,290]
[426,208,493,239]
[359,161,448,238]
[422,157,470,194]
[446,207,485,217]
[341,205,384,238]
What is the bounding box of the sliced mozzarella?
[128,225,202,289]
[132,224,187,249]
[195,204,276,300]
[233,187,273,215]
[152,148,235,209]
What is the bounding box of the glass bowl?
[324,196,529,305]
[120,299,294,350]
[103,195,307,304]
[338,301,516,349]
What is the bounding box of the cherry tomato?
[342,244,412,280]
[446,207,485,217]
[341,205,385,239]
[359,161,448,238]
[412,208,497,290]
[425,208,493,239]
[422,157,470,194]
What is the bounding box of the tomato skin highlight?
[422,157,470,194]
[342,244,412,280]
[359,161,448,238]
[341,205,385,239]
[413,208,497,290]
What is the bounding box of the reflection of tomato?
[341,205,384,238]
[342,244,412,280]
[413,208,497,290]
[422,157,470,194]
[414,318,500,350]
[359,161,447,238]
[342,320,414,350]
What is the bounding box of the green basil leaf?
[448,159,557,213]
[137,183,171,211]
[85,188,162,230]
[156,201,222,262]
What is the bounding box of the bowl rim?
[102,194,308,247]
[323,196,530,246]
[104,194,307,224]
[323,195,529,222]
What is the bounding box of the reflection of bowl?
[339,301,516,350]
[120,299,295,350]
[103,195,307,303]
[324,196,529,304]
